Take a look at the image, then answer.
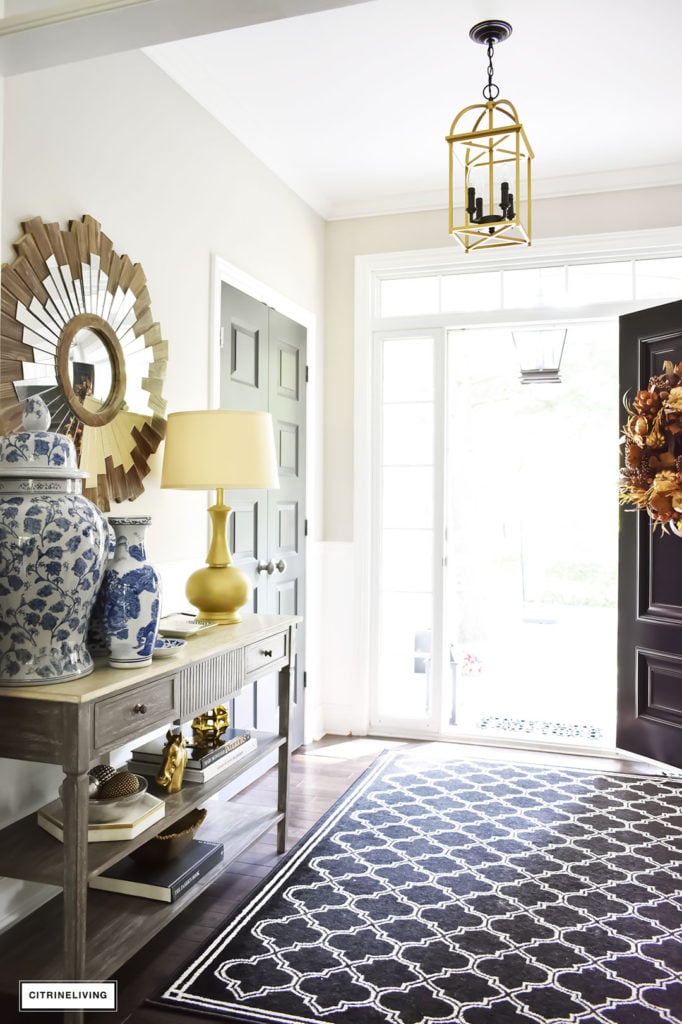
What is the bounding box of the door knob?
[256,558,287,574]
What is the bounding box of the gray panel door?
[220,283,306,748]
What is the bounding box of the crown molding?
[325,164,682,222]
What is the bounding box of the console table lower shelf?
[0,801,280,985]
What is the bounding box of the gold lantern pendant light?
[447,20,533,253]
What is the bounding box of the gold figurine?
[157,730,188,793]
[191,704,230,748]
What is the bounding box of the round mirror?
[0,215,167,509]
[57,316,126,427]
[68,329,115,411]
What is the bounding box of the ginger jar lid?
[0,396,87,479]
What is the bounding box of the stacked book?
[127,728,257,784]
[90,838,224,902]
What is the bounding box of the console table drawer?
[93,677,177,750]
[245,632,288,677]
[179,648,243,719]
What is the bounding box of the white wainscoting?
[319,542,370,737]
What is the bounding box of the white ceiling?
[142,0,682,220]
[3,1,682,221]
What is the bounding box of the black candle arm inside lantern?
[466,181,515,224]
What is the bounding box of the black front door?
[617,299,682,770]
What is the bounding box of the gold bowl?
[129,807,207,866]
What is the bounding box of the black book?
[128,736,257,784]
[130,728,251,769]
[89,839,224,902]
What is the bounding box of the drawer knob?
[256,560,275,575]
[133,703,147,714]
[261,649,273,658]
[275,558,287,574]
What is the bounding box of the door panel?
[221,283,268,410]
[229,499,259,566]
[230,325,260,387]
[277,422,300,475]
[221,281,270,615]
[266,308,306,748]
[274,578,298,617]
[220,286,306,748]
[617,300,682,768]
[228,495,267,612]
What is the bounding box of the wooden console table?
[0,613,299,1013]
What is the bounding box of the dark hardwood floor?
[0,735,669,1024]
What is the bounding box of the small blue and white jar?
[0,397,109,684]
[97,516,161,669]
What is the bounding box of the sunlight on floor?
[302,738,409,760]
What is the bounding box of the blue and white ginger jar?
[0,396,108,685]
[95,516,161,669]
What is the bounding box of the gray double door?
[220,283,306,749]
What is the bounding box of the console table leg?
[277,660,292,854]
[60,768,90,979]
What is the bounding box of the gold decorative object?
[0,214,168,509]
[446,20,533,253]
[160,410,279,623]
[619,359,682,533]
[192,705,230,747]
[129,807,207,866]
[156,730,188,793]
[98,770,141,799]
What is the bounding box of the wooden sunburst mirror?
[0,214,167,510]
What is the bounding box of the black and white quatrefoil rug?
[154,752,682,1023]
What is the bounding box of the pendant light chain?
[483,38,500,101]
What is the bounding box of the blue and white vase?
[86,521,117,661]
[98,516,160,669]
[0,397,109,685]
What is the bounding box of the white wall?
[2,44,326,613]
[0,47,325,930]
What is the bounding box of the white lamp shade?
[161,410,279,490]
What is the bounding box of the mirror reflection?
[69,329,113,411]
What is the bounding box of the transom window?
[379,256,682,318]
